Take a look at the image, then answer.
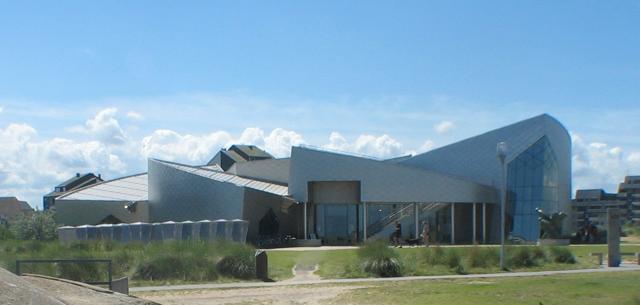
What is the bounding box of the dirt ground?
[137,265,359,305]
[137,285,363,305]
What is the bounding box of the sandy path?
[140,285,364,305]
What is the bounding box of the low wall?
[57,219,249,244]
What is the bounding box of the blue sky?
[0,1,639,207]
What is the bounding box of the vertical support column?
[303,202,308,239]
[363,202,368,241]
[483,203,487,244]
[414,203,419,239]
[472,203,477,244]
[451,203,455,245]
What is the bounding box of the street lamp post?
[496,142,508,270]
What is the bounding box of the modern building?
[572,176,640,229]
[52,113,571,245]
[0,197,33,223]
[207,144,275,171]
[43,173,103,210]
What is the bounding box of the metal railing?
[15,259,113,290]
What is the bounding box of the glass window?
[506,136,559,241]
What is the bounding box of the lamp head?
[496,142,508,161]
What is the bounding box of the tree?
[11,210,58,241]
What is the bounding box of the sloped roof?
[57,173,148,201]
[199,164,223,171]
[55,173,101,189]
[0,197,33,219]
[399,113,571,188]
[229,145,273,160]
[155,160,288,196]
[223,149,247,163]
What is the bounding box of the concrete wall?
[228,158,290,184]
[54,200,150,226]
[310,181,360,203]
[148,159,244,222]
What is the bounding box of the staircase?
[366,203,449,240]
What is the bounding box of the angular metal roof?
[57,173,148,201]
[156,160,288,196]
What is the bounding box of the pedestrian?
[393,221,402,247]
[422,222,430,247]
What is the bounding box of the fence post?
[15,260,20,275]
[108,260,113,290]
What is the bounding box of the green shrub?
[134,253,217,281]
[532,247,548,263]
[216,246,256,279]
[0,225,14,240]
[508,247,536,268]
[467,247,499,268]
[358,240,402,277]
[10,211,57,241]
[549,247,576,264]
[422,246,446,266]
[56,261,102,282]
[445,249,462,268]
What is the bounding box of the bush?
[549,247,576,264]
[56,261,102,282]
[216,244,256,279]
[0,225,14,240]
[422,246,446,266]
[134,253,218,281]
[467,247,499,268]
[358,240,402,277]
[10,211,57,241]
[508,247,536,268]
[445,249,462,268]
[531,247,548,263]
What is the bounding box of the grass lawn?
[329,271,640,305]
[267,244,640,280]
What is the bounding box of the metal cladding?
[56,219,249,244]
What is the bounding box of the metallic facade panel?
[399,114,571,216]
[289,146,499,204]
[155,160,288,196]
[57,173,148,201]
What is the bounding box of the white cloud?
[140,129,233,164]
[417,140,435,153]
[70,108,127,145]
[139,127,305,162]
[126,111,144,121]
[0,106,4,113]
[264,128,305,158]
[324,132,405,159]
[571,133,640,193]
[0,123,132,208]
[434,120,455,134]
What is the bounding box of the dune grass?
[2,240,638,285]
[0,239,257,286]
[267,244,640,280]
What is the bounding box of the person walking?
[422,222,430,247]
[393,221,402,247]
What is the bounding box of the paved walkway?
[131,264,640,293]
[264,244,640,251]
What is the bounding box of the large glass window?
[506,136,559,241]
[315,204,359,245]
